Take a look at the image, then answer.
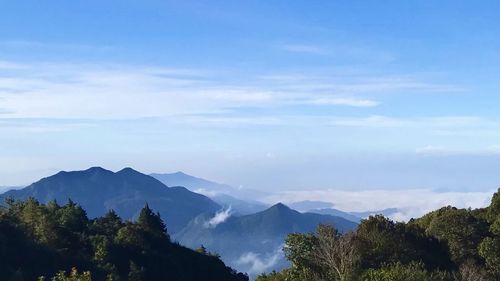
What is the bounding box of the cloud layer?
[263,189,495,221]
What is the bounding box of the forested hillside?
[257,189,500,281]
[0,198,248,281]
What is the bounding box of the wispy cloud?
[303,97,379,107]
[278,43,328,55]
[235,245,284,275]
[330,115,487,128]
[0,59,442,119]
[0,40,115,52]
[204,207,232,228]
[416,145,500,156]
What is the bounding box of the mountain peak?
[268,202,291,212]
[117,167,141,175]
[80,166,112,174]
[84,166,109,173]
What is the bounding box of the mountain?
[174,203,358,277]
[211,193,268,215]
[308,208,362,223]
[0,186,21,193]
[150,171,268,215]
[288,200,334,212]
[1,167,221,233]
[350,208,400,218]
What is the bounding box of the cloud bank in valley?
[235,245,284,275]
[263,189,495,221]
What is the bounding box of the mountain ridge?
[1,167,221,233]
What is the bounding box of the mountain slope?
[350,208,400,219]
[1,167,221,233]
[150,171,268,214]
[0,199,248,281]
[308,208,362,223]
[150,171,268,198]
[175,203,357,276]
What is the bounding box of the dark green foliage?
[256,270,289,281]
[257,188,500,281]
[356,215,453,270]
[0,198,248,281]
[414,206,489,264]
[361,262,452,281]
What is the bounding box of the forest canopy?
[257,189,500,281]
[0,198,248,281]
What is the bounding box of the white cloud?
[0,60,464,122]
[235,245,284,275]
[204,207,232,228]
[416,145,500,156]
[0,40,115,52]
[302,97,380,107]
[330,115,489,128]
[263,189,494,221]
[278,44,328,55]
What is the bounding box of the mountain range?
[288,200,400,223]
[175,203,357,277]
[0,167,358,277]
[151,171,268,215]
[1,167,220,233]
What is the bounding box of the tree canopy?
[257,188,500,281]
[0,198,248,281]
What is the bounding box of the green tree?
[127,261,144,281]
[48,268,92,281]
[423,207,489,263]
[362,262,450,281]
[137,204,169,240]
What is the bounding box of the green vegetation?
[0,198,248,281]
[257,189,500,281]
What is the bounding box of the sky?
[1,1,500,208]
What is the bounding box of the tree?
[137,204,169,239]
[41,268,92,281]
[56,200,88,233]
[311,225,359,281]
[453,261,489,281]
[255,270,288,281]
[478,237,500,277]
[90,210,123,237]
[284,232,318,280]
[361,262,449,281]
[423,207,489,263]
[128,261,144,281]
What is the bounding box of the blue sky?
[1,1,500,198]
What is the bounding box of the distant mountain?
[350,208,400,218]
[308,208,362,223]
[1,167,221,233]
[0,186,21,193]
[210,193,268,215]
[308,207,401,223]
[150,171,268,215]
[151,171,268,198]
[288,200,334,212]
[175,203,357,277]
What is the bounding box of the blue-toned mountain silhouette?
[175,203,357,276]
[151,171,268,215]
[1,167,220,233]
